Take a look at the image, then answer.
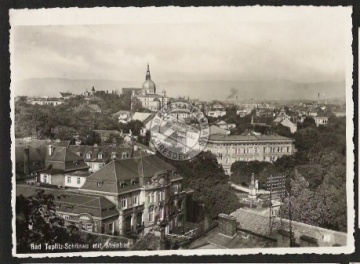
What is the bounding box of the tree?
[298,117,316,129]
[131,97,144,112]
[16,190,84,253]
[54,126,77,140]
[281,169,346,232]
[104,133,124,144]
[157,151,239,220]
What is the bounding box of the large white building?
[205,134,296,174]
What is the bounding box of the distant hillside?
[13,78,345,101]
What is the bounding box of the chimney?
[218,213,237,238]
[48,145,53,156]
[24,146,30,175]
[137,157,145,187]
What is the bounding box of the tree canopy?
[16,190,84,253]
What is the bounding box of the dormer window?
[86,153,91,159]
[98,153,103,159]
[132,180,138,185]
[122,152,129,159]
[111,152,117,160]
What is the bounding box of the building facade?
[205,134,296,174]
[78,155,187,237]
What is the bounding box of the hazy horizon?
[10,7,351,100]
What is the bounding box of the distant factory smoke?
[226,87,238,99]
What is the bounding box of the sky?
[10,7,352,96]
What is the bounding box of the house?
[308,111,318,117]
[256,108,275,117]
[206,110,226,118]
[79,155,187,236]
[314,116,329,126]
[236,109,250,117]
[15,146,45,177]
[15,139,71,177]
[112,110,133,123]
[38,146,89,186]
[214,120,236,130]
[29,97,64,106]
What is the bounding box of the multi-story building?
[205,134,295,174]
[78,155,187,236]
[131,64,169,112]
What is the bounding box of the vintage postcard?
[10,6,354,257]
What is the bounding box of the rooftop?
[80,155,177,194]
[208,134,294,143]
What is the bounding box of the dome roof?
[142,63,156,93]
[142,79,156,91]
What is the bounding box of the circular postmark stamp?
[150,101,209,161]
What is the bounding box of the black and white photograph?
[10,6,354,257]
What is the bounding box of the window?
[77,177,81,185]
[225,158,229,164]
[98,153,103,159]
[86,153,91,159]
[148,207,154,222]
[226,147,230,154]
[43,175,47,183]
[63,215,70,220]
[97,181,103,188]
[121,196,127,209]
[287,146,290,153]
[67,177,71,184]
[111,152,117,159]
[122,152,129,159]
[160,190,165,201]
[132,195,138,205]
[108,223,113,233]
[159,207,164,221]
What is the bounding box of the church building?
[131,64,169,111]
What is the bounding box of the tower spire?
[146,63,151,80]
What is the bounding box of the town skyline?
[11,7,350,100]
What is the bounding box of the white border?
[10,6,354,257]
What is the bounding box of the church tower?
[142,63,156,94]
